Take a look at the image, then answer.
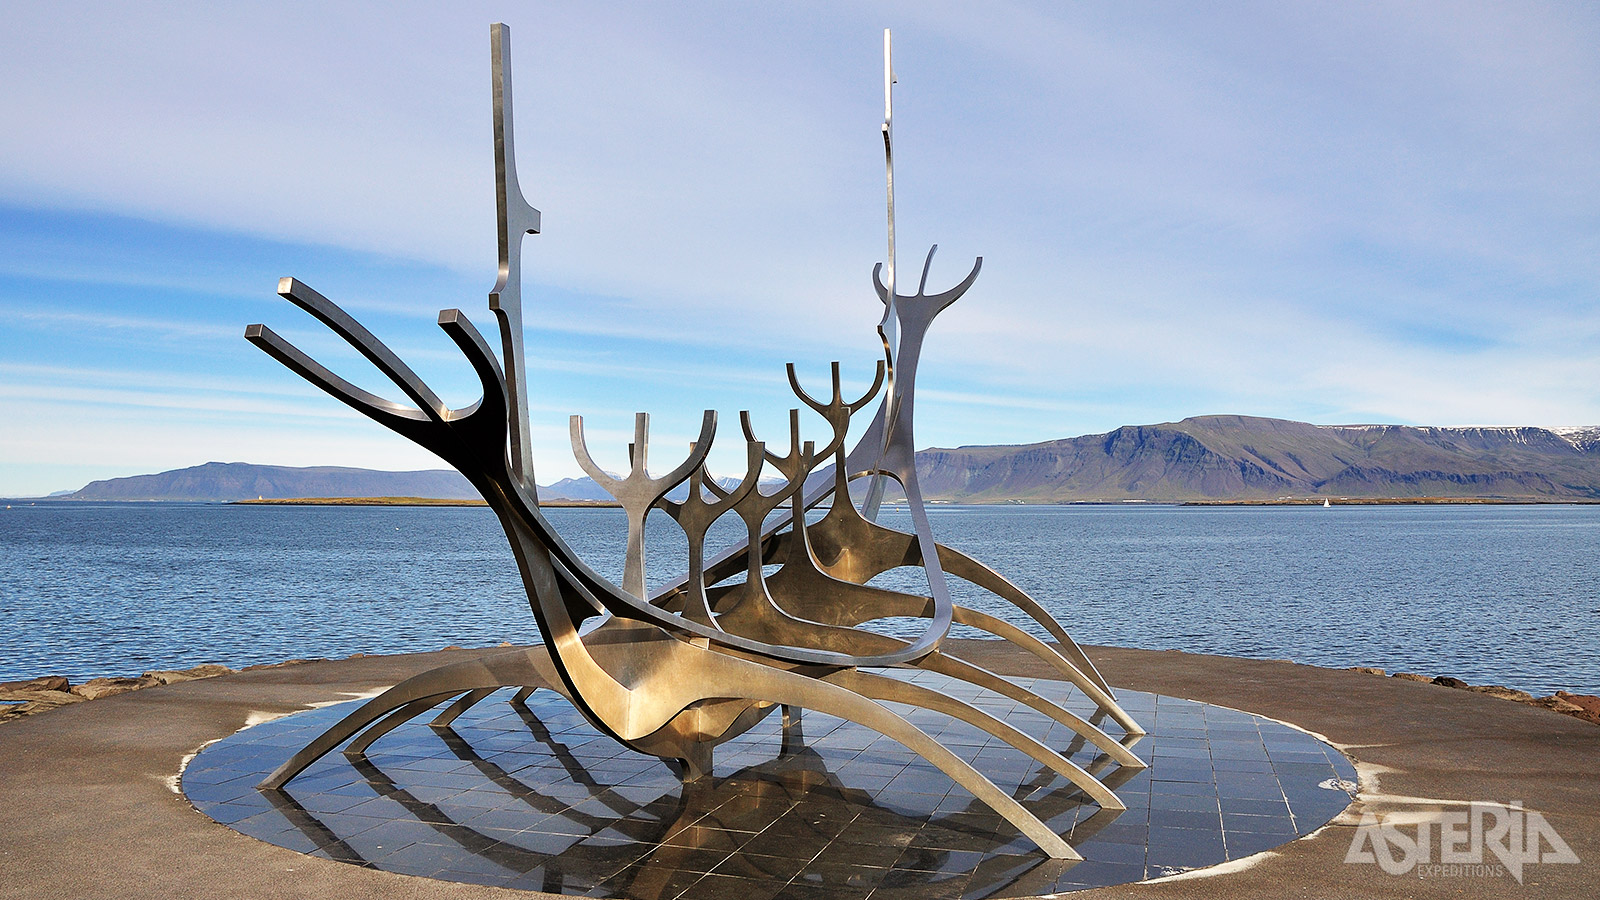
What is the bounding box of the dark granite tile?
[201,801,275,825]
[1150,756,1214,774]
[1076,838,1145,865]
[1051,859,1147,890]
[662,824,750,852]
[1145,839,1225,871]
[1224,828,1294,859]
[872,869,972,900]
[711,851,812,881]
[1149,791,1219,812]
[1219,796,1292,817]
[812,837,906,870]
[910,823,1006,853]
[768,881,870,900]
[593,862,705,899]
[1222,812,1297,835]
[962,852,1056,898]
[1152,745,1212,761]
[1147,808,1221,831]
[1077,820,1147,847]
[495,828,585,855]
[638,844,735,873]
[788,860,887,892]
[1214,781,1286,801]
[890,844,984,874]
[1145,825,1224,860]
[832,818,921,849]
[737,827,828,861]
[1211,756,1274,773]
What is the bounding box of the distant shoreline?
[1177,497,1600,506]
[10,496,1599,508]
[230,497,620,508]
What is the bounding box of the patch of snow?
[1552,426,1600,450]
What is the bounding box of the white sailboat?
[1323,498,1332,508]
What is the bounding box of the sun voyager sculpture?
[246,24,1145,860]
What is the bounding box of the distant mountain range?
[53,416,1600,503]
[65,463,481,502]
[913,415,1600,502]
[60,462,767,503]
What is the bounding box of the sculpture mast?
[862,27,897,520]
[488,23,544,498]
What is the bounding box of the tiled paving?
[183,672,1357,898]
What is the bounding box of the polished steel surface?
[245,22,1146,860]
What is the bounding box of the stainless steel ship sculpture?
[246,24,1145,860]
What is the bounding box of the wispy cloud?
[1,2,1597,494]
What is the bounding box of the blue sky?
[2,2,1598,496]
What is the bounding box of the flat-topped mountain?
[61,462,767,503]
[65,462,481,502]
[56,416,1600,503]
[913,415,1600,502]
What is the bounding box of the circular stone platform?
[183,671,1357,898]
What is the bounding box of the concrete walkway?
[1,642,1593,899]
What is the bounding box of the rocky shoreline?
[4,652,1598,727]
[1341,665,1600,725]
[0,659,316,724]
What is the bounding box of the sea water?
[0,501,1595,695]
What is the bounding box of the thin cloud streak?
[0,2,1597,494]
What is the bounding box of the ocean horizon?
[2,501,1595,696]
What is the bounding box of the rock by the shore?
[1347,666,1385,676]
[141,664,234,686]
[1554,691,1600,726]
[0,676,70,694]
[1384,671,1599,727]
[0,689,83,707]
[240,658,321,672]
[1,663,236,724]
[1469,684,1535,703]
[72,676,160,700]
[1530,695,1587,713]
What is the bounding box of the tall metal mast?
[488,23,544,498]
[861,27,897,520]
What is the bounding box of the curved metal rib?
[431,687,498,728]
[821,669,1125,810]
[259,646,561,789]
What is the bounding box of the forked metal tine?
[742,409,809,474]
[436,309,507,417]
[569,415,624,494]
[871,251,981,312]
[245,324,428,430]
[702,459,732,501]
[848,360,887,413]
[785,363,832,415]
[788,361,885,420]
[277,277,450,424]
[656,411,719,489]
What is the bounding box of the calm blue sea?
[1,501,1596,695]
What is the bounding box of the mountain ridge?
[912,415,1600,502]
[50,416,1600,503]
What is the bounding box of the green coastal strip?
[231,497,619,508]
